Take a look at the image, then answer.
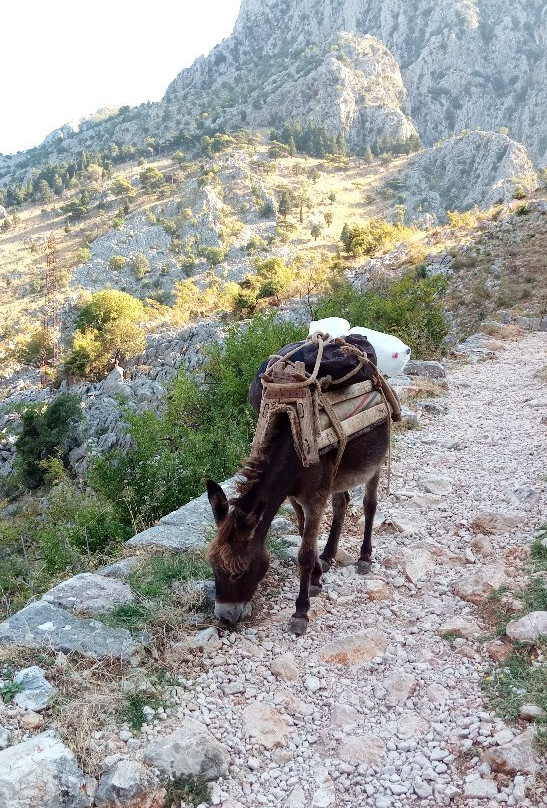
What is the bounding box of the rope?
[252,333,397,491]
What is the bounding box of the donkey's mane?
[208,417,290,575]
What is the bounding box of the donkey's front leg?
[290,506,325,636]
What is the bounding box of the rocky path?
[144,332,546,808]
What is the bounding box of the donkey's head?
[206,480,270,624]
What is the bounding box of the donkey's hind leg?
[289,496,305,536]
[319,491,350,572]
[357,470,380,575]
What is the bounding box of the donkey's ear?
[206,479,229,525]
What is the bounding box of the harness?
[251,332,401,486]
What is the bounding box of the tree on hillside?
[112,177,136,199]
[65,290,146,379]
[139,166,165,193]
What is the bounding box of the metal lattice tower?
[41,234,59,386]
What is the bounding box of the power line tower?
[41,234,59,387]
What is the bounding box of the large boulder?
[144,719,229,781]
[505,611,547,643]
[41,574,134,616]
[94,758,165,808]
[0,732,91,808]
[0,601,141,661]
[483,728,539,775]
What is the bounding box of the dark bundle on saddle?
[248,334,377,413]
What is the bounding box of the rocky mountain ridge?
[1,0,545,189]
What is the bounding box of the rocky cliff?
[164,0,547,163]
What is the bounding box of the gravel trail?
[144,332,547,808]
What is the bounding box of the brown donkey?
[206,413,389,635]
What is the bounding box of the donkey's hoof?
[357,560,372,575]
[320,558,332,573]
[289,616,309,636]
[309,584,322,597]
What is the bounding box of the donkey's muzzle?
[214,601,252,624]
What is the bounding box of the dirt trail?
[147,332,547,808]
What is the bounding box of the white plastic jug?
[308,317,350,339]
[348,327,411,377]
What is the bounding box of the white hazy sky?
[1,0,242,155]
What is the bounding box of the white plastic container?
[308,317,350,339]
[348,326,411,376]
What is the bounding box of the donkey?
[206,412,389,635]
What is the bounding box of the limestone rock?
[20,712,45,731]
[0,731,91,808]
[42,573,134,616]
[395,546,435,583]
[405,361,446,380]
[337,734,385,766]
[144,720,229,781]
[506,611,547,643]
[95,758,165,808]
[483,728,539,775]
[242,704,290,749]
[364,579,390,601]
[97,557,141,580]
[519,704,546,721]
[0,601,141,661]
[417,474,453,495]
[453,566,509,605]
[330,704,360,730]
[471,512,520,535]
[394,132,537,225]
[439,618,481,638]
[286,785,306,808]
[317,630,388,666]
[13,667,54,712]
[463,777,498,799]
[383,672,417,705]
[407,493,442,509]
[487,642,512,664]
[271,652,300,682]
[0,726,9,750]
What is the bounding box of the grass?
[164,777,211,807]
[482,641,547,750]
[0,677,22,703]
[101,550,212,634]
[481,529,547,751]
[120,692,164,731]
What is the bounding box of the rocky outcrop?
[0,732,91,808]
[388,132,538,224]
[240,32,418,153]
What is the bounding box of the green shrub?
[74,247,91,264]
[253,256,296,300]
[109,255,127,271]
[315,270,448,359]
[65,290,145,379]
[198,246,226,267]
[90,313,305,528]
[131,253,151,279]
[340,219,415,257]
[139,166,165,192]
[16,394,83,489]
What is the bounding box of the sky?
[1,0,242,155]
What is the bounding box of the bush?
[109,255,127,271]
[74,247,91,264]
[315,270,448,359]
[16,394,83,489]
[131,253,151,279]
[0,482,131,616]
[198,246,226,267]
[253,256,296,300]
[340,219,415,257]
[139,166,165,192]
[17,329,53,367]
[90,312,305,528]
[65,290,146,379]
